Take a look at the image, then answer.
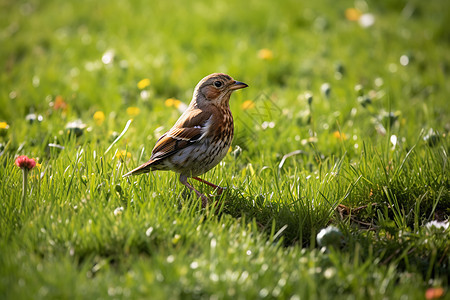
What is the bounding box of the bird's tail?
[122,161,153,178]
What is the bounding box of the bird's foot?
[192,176,226,197]
[200,194,209,208]
[181,189,210,208]
[215,186,226,196]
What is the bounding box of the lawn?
[1,0,449,299]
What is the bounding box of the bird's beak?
[230,81,248,90]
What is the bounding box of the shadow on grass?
[214,188,337,247]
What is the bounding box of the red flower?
[53,95,68,111]
[15,155,36,171]
[426,287,445,299]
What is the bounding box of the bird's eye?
[213,81,223,88]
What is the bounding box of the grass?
[1,0,449,298]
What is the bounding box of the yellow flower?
[165,98,182,108]
[333,131,347,140]
[137,78,151,89]
[126,106,140,117]
[241,100,255,110]
[345,8,362,21]
[165,98,174,107]
[258,48,273,60]
[115,150,131,160]
[93,111,105,125]
[173,100,182,109]
[35,160,42,170]
[0,122,9,129]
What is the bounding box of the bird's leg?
[192,176,225,195]
[179,174,208,208]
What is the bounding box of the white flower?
[359,13,375,28]
[425,220,449,230]
[113,207,124,216]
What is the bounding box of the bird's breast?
[209,108,234,143]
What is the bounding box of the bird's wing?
[151,108,212,160]
[122,109,212,177]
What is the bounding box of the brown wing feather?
[122,109,212,177]
[150,127,203,161]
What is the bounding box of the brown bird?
[123,73,248,207]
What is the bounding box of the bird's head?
[193,73,248,107]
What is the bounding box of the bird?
[123,73,248,207]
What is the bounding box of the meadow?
[1,0,449,299]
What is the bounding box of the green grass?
[1,0,449,299]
